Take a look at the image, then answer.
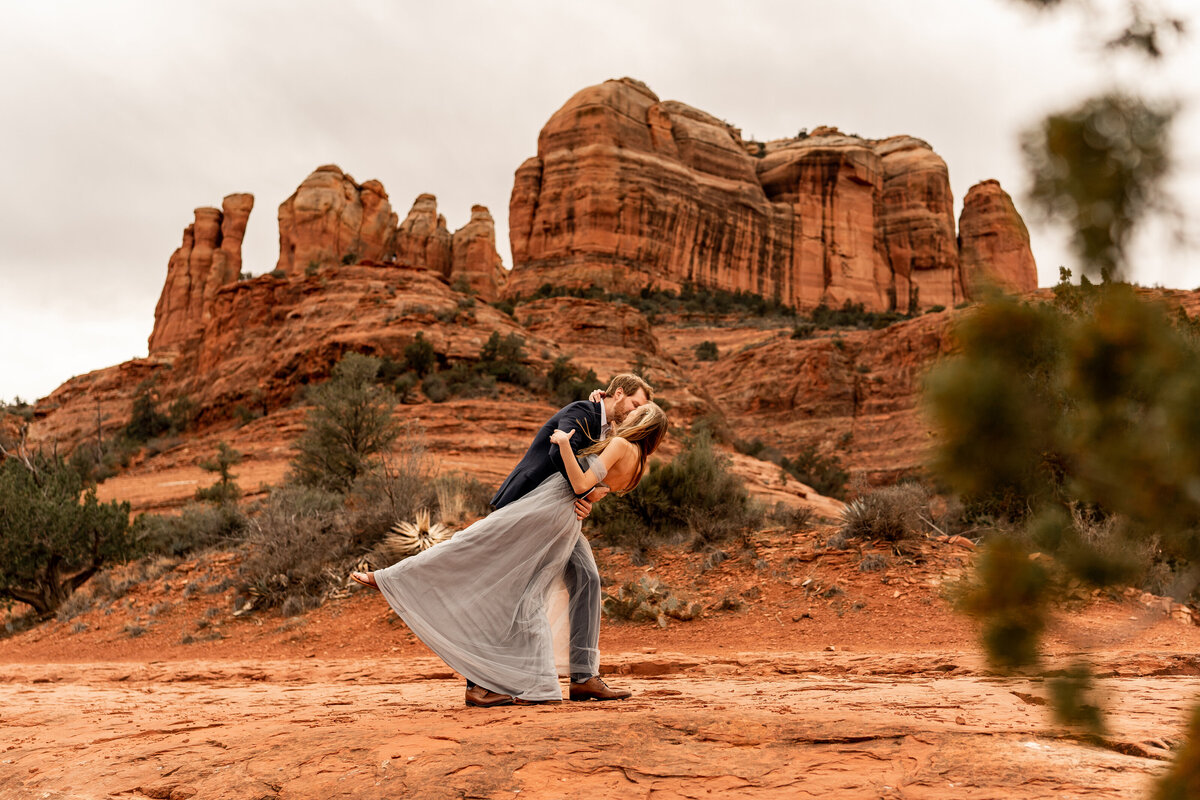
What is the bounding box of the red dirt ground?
[4,526,1200,799]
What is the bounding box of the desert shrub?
[431,471,492,527]
[791,322,817,340]
[545,356,600,406]
[392,373,418,403]
[421,373,449,402]
[290,353,401,493]
[478,331,530,385]
[124,379,170,443]
[0,453,133,616]
[403,333,437,377]
[780,445,849,499]
[194,442,242,504]
[238,488,359,610]
[839,483,931,542]
[442,362,498,398]
[769,502,813,531]
[590,432,762,555]
[810,300,905,330]
[345,433,435,550]
[694,341,719,361]
[167,396,197,434]
[54,589,95,622]
[132,503,247,558]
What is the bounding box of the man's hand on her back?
[588,389,606,403]
[574,497,593,520]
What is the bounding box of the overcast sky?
[3,0,1198,403]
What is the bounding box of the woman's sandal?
[350,571,378,589]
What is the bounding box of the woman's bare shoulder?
[609,436,638,454]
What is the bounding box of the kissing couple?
[351,373,667,705]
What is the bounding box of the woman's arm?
[549,429,630,494]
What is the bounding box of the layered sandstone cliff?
[507,78,1037,311]
[148,194,253,354]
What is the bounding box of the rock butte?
[507,77,1036,311]
[27,77,1053,510]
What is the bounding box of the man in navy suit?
[464,373,651,707]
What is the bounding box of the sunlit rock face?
[275,164,399,274]
[149,193,254,354]
[959,179,1039,297]
[507,77,1036,310]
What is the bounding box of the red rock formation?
[148,193,254,354]
[757,130,891,310]
[876,137,962,311]
[275,165,398,273]
[450,206,506,301]
[394,194,452,275]
[959,180,1038,296]
[507,78,1035,310]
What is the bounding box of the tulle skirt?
[373,472,599,701]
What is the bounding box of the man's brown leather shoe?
[465,685,514,707]
[569,676,631,701]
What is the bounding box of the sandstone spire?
[148,193,253,354]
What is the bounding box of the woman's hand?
[585,486,610,503]
[550,428,575,447]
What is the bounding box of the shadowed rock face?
[149,193,254,354]
[507,78,1036,311]
[959,179,1038,296]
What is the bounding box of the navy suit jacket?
[490,400,604,509]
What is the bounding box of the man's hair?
[606,373,653,401]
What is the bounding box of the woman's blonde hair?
[580,402,667,491]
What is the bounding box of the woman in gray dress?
[351,402,668,704]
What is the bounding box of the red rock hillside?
[21,74,1056,515]
[507,77,1036,312]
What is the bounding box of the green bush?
[545,356,599,406]
[133,503,247,558]
[0,454,133,616]
[422,373,449,403]
[780,445,849,499]
[479,331,530,385]
[442,362,498,398]
[791,323,817,340]
[194,442,242,504]
[290,353,401,493]
[124,380,170,443]
[590,433,762,555]
[810,300,905,330]
[392,373,418,403]
[694,341,719,361]
[403,333,437,377]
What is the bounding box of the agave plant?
[379,508,452,562]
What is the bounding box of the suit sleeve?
[548,402,602,497]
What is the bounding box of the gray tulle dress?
[372,457,606,702]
